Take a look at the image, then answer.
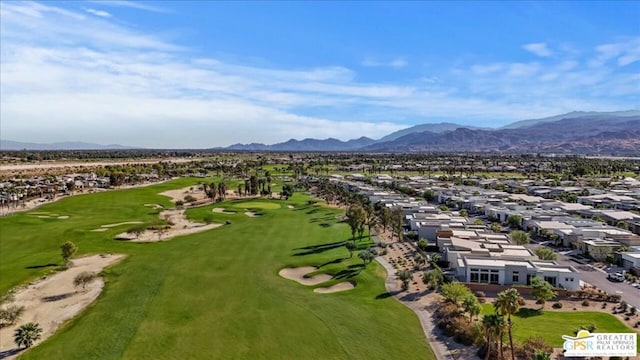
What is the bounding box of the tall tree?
[217,181,227,200]
[346,205,366,241]
[207,182,218,202]
[391,206,404,241]
[364,203,378,242]
[482,314,506,360]
[494,288,522,360]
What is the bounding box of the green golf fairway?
[0,178,434,359]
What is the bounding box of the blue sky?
[1,1,639,148]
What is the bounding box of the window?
[490,273,499,284]
[480,273,489,283]
[544,276,556,286]
[470,272,479,282]
[512,274,519,282]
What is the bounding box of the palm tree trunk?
[508,317,515,360]
[484,335,491,360]
[499,331,504,360]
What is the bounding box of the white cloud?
[86,0,169,13]
[522,42,553,57]
[361,57,407,68]
[83,8,111,18]
[590,37,640,67]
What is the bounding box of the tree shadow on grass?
[293,239,354,256]
[375,291,398,300]
[333,268,362,280]
[25,263,58,269]
[319,258,345,268]
[318,223,331,228]
[515,308,543,318]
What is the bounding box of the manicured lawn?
[480,304,638,347]
[0,179,434,359]
[230,201,281,209]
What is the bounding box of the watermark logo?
[562,330,637,357]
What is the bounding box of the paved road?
[555,252,640,309]
[528,244,640,309]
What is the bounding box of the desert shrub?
[620,301,628,312]
[73,271,97,290]
[573,324,596,335]
[452,318,482,345]
[582,300,590,307]
[552,302,563,309]
[630,307,637,315]
[518,297,526,306]
[184,195,197,203]
[435,302,464,319]
[0,305,25,327]
[514,337,553,360]
[474,291,485,298]
[607,294,622,303]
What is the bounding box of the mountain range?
[2,110,639,154]
[0,140,132,151]
[222,111,640,155]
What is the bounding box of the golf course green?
[0,178,434,359]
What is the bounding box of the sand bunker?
[244,211,261,217]
[160,186,208,203]
[314,282,355,294]
[212,208,235,214]
[57,216,69,219]
[91,228,108,232]
[287,205,295,209]
[100,221,143,228]
[0,254,125,359]
[144,203,163,209]
[279,267,332,286]
[114,209,221,242]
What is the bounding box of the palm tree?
[14,322,42,348]
[218,181,227,200]
[494,288,521,360]
[463,295,482,323]
[482,314,506,360]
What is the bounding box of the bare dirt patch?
[0,254,125,359]
[279,267,333,286]
[314,282,355,294]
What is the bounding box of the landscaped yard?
[480,304,639,348]
[0,178,434,359]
